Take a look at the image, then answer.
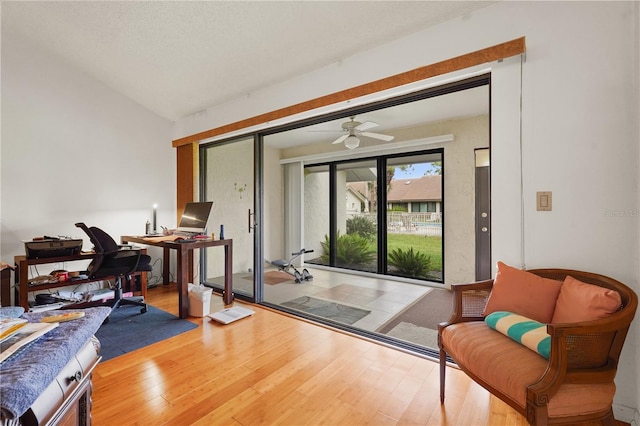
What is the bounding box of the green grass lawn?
[310,233,443,278]
[386,234,442,271]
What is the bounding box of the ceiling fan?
[329,116,394,149]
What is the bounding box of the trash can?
[188,283,212,317]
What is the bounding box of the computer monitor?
[176,202,214,234]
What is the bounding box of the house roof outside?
[346,176,442,204]
[347,182,370,202]
[346,186,368,204]
[387,175,442,203]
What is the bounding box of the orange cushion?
[551,275,622,323]
[484,262,562,323]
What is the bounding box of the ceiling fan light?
[344,135,360,149]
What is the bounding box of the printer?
[24,237,84,259]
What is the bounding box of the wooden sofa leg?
[439,348,446,403]
[602,408,616,426]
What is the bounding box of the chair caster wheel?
[141,307,147,314]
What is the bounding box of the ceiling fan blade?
[360,132,394,142]
[331,134,349,145]
[355,121,378,131]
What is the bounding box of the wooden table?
[120,236,233,318]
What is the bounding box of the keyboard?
[174,232,198,238]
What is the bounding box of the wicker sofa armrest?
[440,279,493,326]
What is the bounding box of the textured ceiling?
[2,1,494,121]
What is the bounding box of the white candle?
[152,204,157,233]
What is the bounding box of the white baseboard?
[613,403,639,425]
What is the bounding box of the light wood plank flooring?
[90,285,615,425]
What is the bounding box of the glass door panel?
[303,164,330,266]
[335,160,378,273]
[386,153,443,281]
[202,137,255,299]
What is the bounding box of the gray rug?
[281,296,370,325]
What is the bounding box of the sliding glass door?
[200,77,489,354]
[334,160,379,273]
[303,164,330,266]
[201,137,255,299]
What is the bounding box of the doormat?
[94,304,198,362]
[384,322,439,348]
[376,288,453,335]
[281,296,370,325]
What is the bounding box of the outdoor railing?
[346,212,442,237]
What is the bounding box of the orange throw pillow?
[551,275,622,323]
[484,262,562,323]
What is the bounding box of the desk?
[120,236,233,319]
[14,253,147,310]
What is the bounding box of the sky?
[393,162,437,179]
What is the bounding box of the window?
[301,152,444,282]
[411,202,437,213]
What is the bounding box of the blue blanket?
[0,307,110,421]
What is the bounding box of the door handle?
[248,209,256,233]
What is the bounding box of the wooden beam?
[176,142,197,222]
[172,37,525,147]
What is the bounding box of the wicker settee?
[438,266,637,425]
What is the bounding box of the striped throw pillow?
[485,311,551,359]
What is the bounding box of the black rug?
[94,305,198,361]
[281,296,370,325]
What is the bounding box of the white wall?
[173,2,639,422]
[1,33,174,291]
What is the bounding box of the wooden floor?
[89,285,571,425]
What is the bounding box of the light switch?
[537,191,552,211]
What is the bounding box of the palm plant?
[320,231,376,266]
[387,247,432,278]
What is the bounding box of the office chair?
[75,222,151,314]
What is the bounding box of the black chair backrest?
[89,226,119,253]
[75,222,119,254]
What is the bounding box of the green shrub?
[387,247,432,278]
[320,231,376,266]
[346,216,376,241]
